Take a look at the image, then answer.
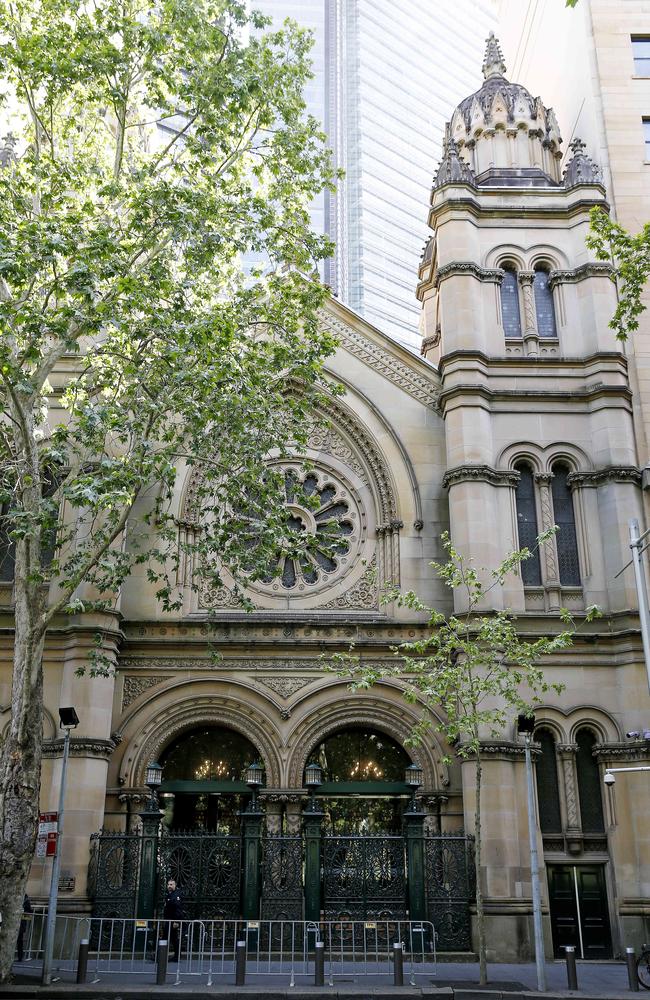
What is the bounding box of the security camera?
[626,731,641,739]
[604,771,616,786]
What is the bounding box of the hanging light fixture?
[304,762,323,812]
[405,762,423,813]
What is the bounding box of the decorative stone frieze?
[317,556,379,610]
[548,262,613,288]
[434,261,504,287]
[122,675,168,710]
[257,676,314,699]
[43,737,117,759]
[459,740,541,759]
[593,741,650,762]
[567,467,641,488]
[442,465,520,489]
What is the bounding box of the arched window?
[514,462,542,585]
[575,728,605,833]
[551,463,580,586]
[535,729,562,833]
[500,266,522,338]
[533,266,557,338]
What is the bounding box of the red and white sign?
[36,812,58,858]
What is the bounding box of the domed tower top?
[445,32,563,187]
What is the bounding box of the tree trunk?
[475,748,487,986]
[0,405,47,982]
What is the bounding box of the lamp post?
[403,761,426,926]
[517,714,546,993]
[241,762,264,920]
[42,706,79,986]
[303,763,324,926]
[136,761,163,920]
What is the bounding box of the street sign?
[36,813,58,858]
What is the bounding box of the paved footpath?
[2,958,644,999]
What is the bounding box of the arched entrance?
[307,726,413,833]
[159,726,259,832]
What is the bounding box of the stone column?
[557,744,581,852]
[518,271,539,357]
[534,473,561,610]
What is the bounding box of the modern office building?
[254,0,498,346]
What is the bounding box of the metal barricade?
[12,914,437,985]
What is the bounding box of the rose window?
[252,465,363,594]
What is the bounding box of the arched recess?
[567,706,621,745]
[285,692,447,791]
[118,694,283,789]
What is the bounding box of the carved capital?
[567,467,641,489]
[517,270,535,286]
[434,261,504,287]
[42,737,117,760]
[442,464,520,490]
[557,743,579,756]
[548,263,614,289]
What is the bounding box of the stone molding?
[122,675,168,710]
[459,740,541,759]
[434,261,504,287]
[567,467,641,488]
[321,313,439,410]
[593,741,650,762]
[42,737,116,760]
[442,464,520,490]
[548,263,613,288]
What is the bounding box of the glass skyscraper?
[254,0,497,346]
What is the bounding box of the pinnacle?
[482,31,507,80]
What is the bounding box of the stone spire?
[562,137,603,188]
[482,32,507,80]
[433,125,475,189]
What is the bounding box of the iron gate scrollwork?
[423,834,474,951]
[88,831,141,919]
[261,835,304,921]
[322,835,407,921]
[156,831,242,919]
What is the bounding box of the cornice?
[429,192,609,227]
[567,467,641,488]
[321,313,439,410]
[42,736,117,760]
[442,464,520,490]
[593,741,650,762]
[438,349,627,375]
[459,740,540,759]
[434,262,504,288]
[548,263,614,287]
[438,382,633,410]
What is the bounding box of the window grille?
[514,463,542,585]
[551,464,580,586]
[632,37,650,76]
[575,729,605,833]
[535,729,562,833]
[533,268,557,338]
[500,267,522,338]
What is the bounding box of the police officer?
[162,879,183,962]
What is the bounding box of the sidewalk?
[4,957,642,999]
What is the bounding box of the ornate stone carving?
[557,743,580,830]
[320,313,439,411]
[548,262,613,288]
[122,675,168,710]
[434,262,504,287]
[535,474,560,584]
[257,676,314,699]
[562,138,603,189]
[43,737,117,759]
[433,133,476,189]
[305,418,367,482]
[460,740,540,758]
[443,465,520,490]
[567,467,641,489]
[317,556,379,610]
[593,741,650,762]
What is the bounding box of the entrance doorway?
[547,864,612,959]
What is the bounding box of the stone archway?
[285,695,446,792]
[121,695,282,789]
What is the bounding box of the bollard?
[156,939,169,985]
[564,945,578,990]
[626,947,640,992]
[76,939,89,984]
[314,941,325,987]
[235,940,246,986]
[393,941,404,987]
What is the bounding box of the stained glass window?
[551,464,581,586]
[576,729,605,833]
[515,463,542,585]
[535,729,562,834]
[533,267,557,338]
[501,266,522,338]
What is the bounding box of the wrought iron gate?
[156,831,242,919]
[88,831,141,919]
[260,835,304,921]
[424,835,474,951]
[322,835,407,921]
